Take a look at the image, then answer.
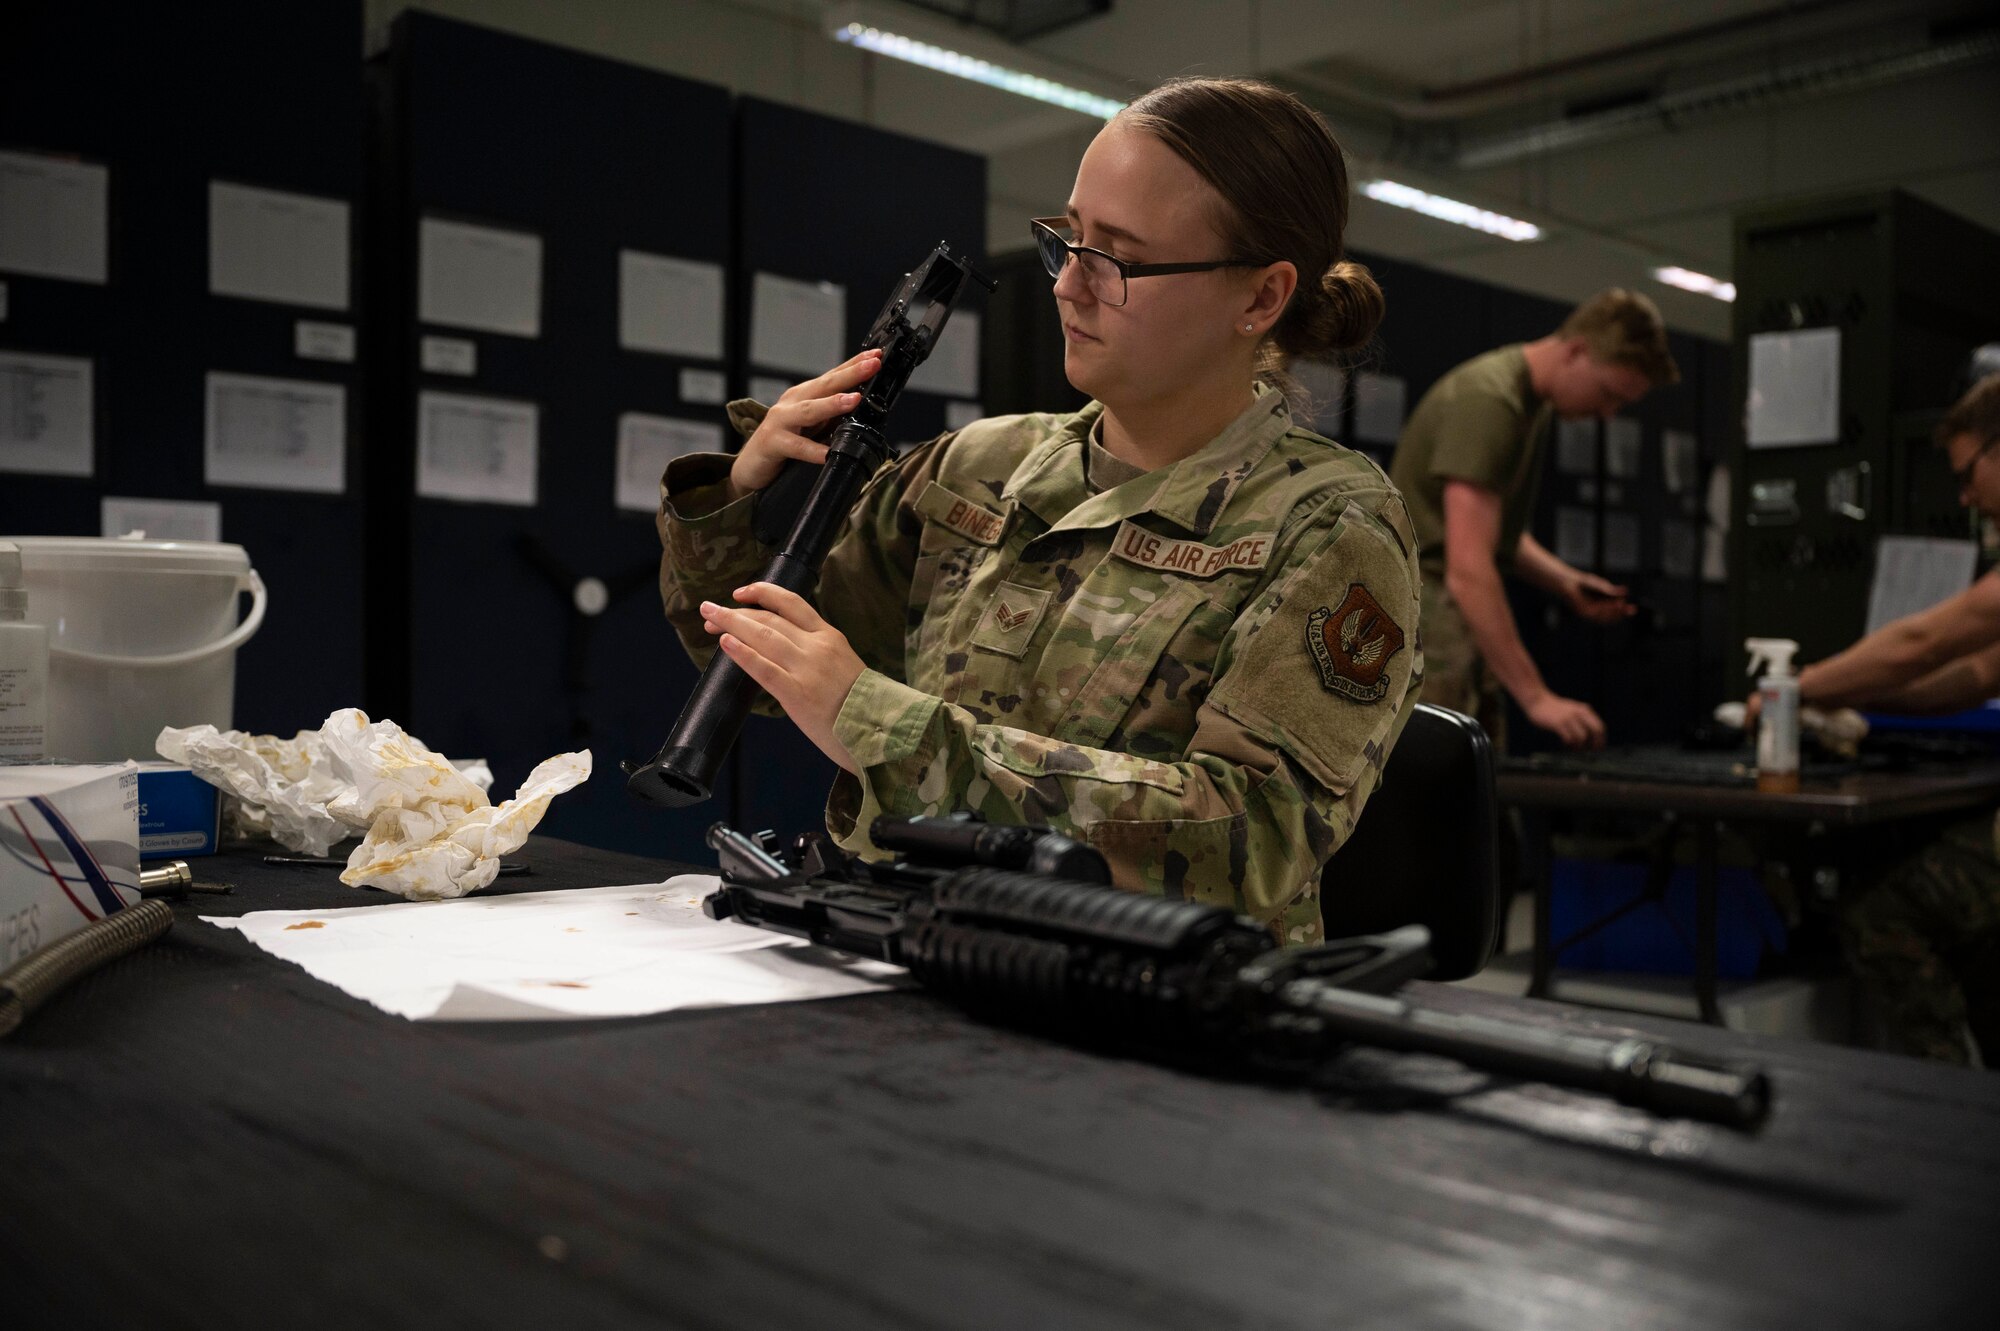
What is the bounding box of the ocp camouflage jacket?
[657,389,1424,942]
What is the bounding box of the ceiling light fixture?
[832,21,1126,119]
[1358,180,1542,242]
[1652,265,1737,302]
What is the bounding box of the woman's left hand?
[702,583,866,775]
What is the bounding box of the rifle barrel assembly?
[703,816,1772,1131]
[625,242,993,809]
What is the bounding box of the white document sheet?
[1702,464,1731,583]
[420,334,477,376]
[101,496,222,542]
[1555,418,1597,476]
[1351,371,1406,444]
[208,181,350,311]
[204,372,346,494]
[0,151,108,284]
[0,350,93,476]
[907,311,980,397]
[416,390,538,506]
[616,413,723,512]
[679,367,726,405]
[749,272,845,376]
[1605,417,1642,479]
[203,875,902,1021]
[1555,505,1596,568]
[418,217,542,338]
[294,320,356,363]
[1662,428,1699,494]
[619,250,724,359]
[1747,327,1840,448]
[1866,536,1977,636]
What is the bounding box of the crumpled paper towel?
[326,713,590,900]
[157,724,353,855]
[159,709,588,900]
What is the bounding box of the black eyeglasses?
[1031,217,1273,308]
[1951,434,2000,490]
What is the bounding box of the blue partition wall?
[0,0,367,735]
[729,97,987,840]
[365,14,733,860]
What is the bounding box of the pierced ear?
[1245,261,1298,326]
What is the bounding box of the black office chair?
[1319,703,1502,980]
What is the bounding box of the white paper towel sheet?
[203,873,903,1021]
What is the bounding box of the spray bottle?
[0,541,49,764]
[1745,637,1801,794]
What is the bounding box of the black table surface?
[5,839,1997,1329]
[1499,753,2000,824]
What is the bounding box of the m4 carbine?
[703,815,1773,1132]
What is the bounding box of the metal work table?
[1500,753,2000,1022]
[3,839,1996,1329]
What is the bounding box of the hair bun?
[1274,259,1382,365]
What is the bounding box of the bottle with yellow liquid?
[1746,637,1801,794]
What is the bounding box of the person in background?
[1748,373,2000,1064]
[1390,290,1679,750]
[654,78,1422,945]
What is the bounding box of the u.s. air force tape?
[1110,520,1274,578]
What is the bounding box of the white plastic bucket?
[4,537,267,761]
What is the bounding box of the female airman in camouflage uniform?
[657,79,1423,943]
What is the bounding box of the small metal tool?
[138,861,232,897]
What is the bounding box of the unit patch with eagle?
[1305,584,1406,703]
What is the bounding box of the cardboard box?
[136,763,220,860]
[0,764,142,969]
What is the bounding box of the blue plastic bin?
[1548,858,1786,979]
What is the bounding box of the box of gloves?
[136,762,220,860]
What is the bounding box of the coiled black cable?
[0,900,173,1038]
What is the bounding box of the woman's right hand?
[727,348,883,499]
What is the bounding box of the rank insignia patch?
[972,580,1052,658]
[1306,584,1405,703]
[994,600,1035,631]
